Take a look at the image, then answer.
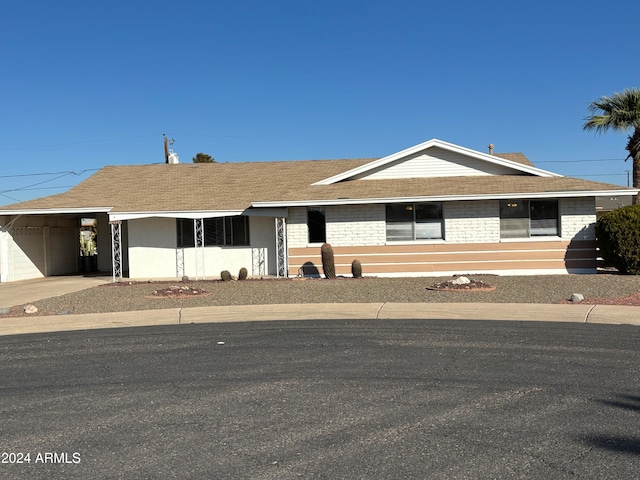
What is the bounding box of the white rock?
[570,293,584,303]
[24,304,38,314]
[450,276,471,285]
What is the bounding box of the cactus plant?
[351,259,362,278]
[238,267,248,281]
[321,243,336,279]
[220,270,233,282]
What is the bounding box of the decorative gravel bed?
[2,274,640,317]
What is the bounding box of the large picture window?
[500,200,559,239]
[177,216,250,247]
[386,203,443,241]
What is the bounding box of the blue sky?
[2,0,639,205]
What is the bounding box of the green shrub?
[220,270,233,281]
[596,204,640,274]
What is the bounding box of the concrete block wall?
[325,205,386,246]
[444,201,499,243]
[289,202,502,247]
[560,197,596,240]
[286,208,309,248]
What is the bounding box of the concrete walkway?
[1,276,639,337]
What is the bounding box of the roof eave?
[0,207,112,216]
[252,188,640,208]
[108,209,247,221]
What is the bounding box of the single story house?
[1,139,637,283]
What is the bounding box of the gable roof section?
[312,139,559,185]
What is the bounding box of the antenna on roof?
[163,134,176,164]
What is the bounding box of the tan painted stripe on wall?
[288,241,597,275]
[289,259,598,276]
[288,240,595,257]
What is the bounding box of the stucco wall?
[127,216,276,280]
[127,217,179,278]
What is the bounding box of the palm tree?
[584,87,640,204]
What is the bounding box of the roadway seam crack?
[584,304,596,323]
[178,307,183,325]
[375,302,387,320]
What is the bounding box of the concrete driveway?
[0,275,110,310]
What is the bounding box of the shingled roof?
[0,155,634,215]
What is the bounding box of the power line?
[0,169,99,179]
[576,173,626,177]
[0,172,80,194]
[536,158,625,163]
[1,134,162,151]
[2,186,77,192]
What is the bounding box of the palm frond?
[584,88,640,133]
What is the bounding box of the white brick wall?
[560,197,596,240]
[325,205,385,246]
[287,198,596,248]
[286,207,309,248]
[287,205,386,247]
[444,201,499,243]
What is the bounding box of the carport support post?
[110,220,122,282]
[275,217,287,278]
[194,218,204,280]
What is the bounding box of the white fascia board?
[0,207,112,216]
[252,189,639,208]
[109,210,245,221]
[312,138,560,186]
[243,207,288,217]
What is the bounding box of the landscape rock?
[570,293,585,303]
[23,304,38,314]
[450,276,471,285]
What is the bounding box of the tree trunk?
[634,154,640,205]
[628,128,640,204]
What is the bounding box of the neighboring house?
[1,139,638,283]
[595,195,633,216]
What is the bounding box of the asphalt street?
[1,319,639,479]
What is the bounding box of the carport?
[0,208,126,283]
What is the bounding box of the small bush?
[596,204,640,274]
[220,270,233,281]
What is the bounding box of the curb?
[1,303,639,337]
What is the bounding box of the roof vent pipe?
[488,144,494,155]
